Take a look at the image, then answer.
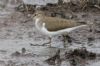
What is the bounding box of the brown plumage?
[33,11,87,31]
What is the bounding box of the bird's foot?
[47,44,52,48]
[42,41,51,45]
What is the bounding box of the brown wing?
[41,16,77,31]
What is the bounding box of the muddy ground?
[0,0,100,66]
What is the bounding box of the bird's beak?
[31,14,36,20]
[32,14,36,18]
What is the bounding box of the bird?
[32,11,87,48]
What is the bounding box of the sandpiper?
[32,11,87,48]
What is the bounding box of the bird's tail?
[60,25,87,33]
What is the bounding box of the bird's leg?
[62,35,67,48]
[48,37,52,47]
[62,34,72,48]
[87,22,96,45]
[87,21,95,34]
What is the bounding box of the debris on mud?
[15,0,100,16]
[11,48,35,57]
[21,47,26,54]
[15,4,36,14]
[65,47,97,66]
[45,47,97,66]
[65,47,96,60]
[45,49,61,65]
[11,51,21,57]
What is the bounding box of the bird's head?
[32,11,45,20]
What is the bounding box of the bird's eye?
[32,14,37,17]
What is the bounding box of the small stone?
[22,48,26,54]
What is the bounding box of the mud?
[0,0,100,66]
